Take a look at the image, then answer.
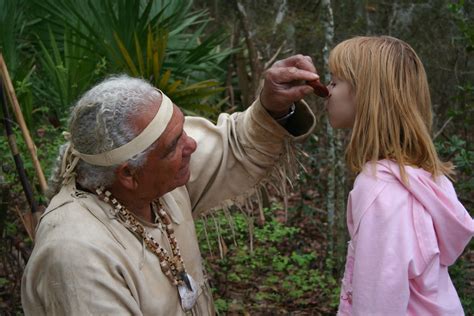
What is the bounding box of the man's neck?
[127,201,153,223]
[108,187,154,222]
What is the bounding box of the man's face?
[132,101,197,201]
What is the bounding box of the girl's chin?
[327,116,337,128]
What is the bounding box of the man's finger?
[267,67,319,84]
[285,85,314,101]
[273,54,317,73]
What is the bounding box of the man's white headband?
[72,90,173,166]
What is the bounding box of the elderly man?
[21,55,318,315]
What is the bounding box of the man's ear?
[115,163,138,190]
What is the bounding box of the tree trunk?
[272,0,288,36]
[321,0,336,253]
[235,0,262,104]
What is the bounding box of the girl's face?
[325,75,356,129]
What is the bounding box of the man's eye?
[166,146,177,157]
[166,136,182,157]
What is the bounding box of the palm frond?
[30,0,234,119]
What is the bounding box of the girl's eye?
[329,81,336,87]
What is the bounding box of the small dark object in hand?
[307,80,329,98]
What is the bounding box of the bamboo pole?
[0,53,48,194]
[14,206,36,242]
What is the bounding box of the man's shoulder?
[36,188,119,248]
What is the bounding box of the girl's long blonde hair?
[328,36,453,180]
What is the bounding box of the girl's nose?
[326,84,333,97]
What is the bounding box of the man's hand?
[260,54,320,118]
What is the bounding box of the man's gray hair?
[48,75,161,198]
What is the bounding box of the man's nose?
[183,134,197,156]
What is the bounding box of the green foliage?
[434,3,474,312]
[36,27,106,122]
[213,298,228,312]
[1,0,232,132]
[437,2,474,205]
[435,115,474,313]
[0,124,64,199]
[448,0,474,51]
[0,0,38,128]
[0,277,8,287]
[196,205,340,314]
[436,134,474,190]
[31,0,232,117]
[0,0,37,77]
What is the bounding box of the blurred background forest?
[0,0,472,315]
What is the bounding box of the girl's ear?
[115,163,138,190]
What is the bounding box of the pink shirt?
[338,160,473,316]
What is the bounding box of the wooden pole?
[0,53,48,194]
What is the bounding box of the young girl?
[326,36,474,315]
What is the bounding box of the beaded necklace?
[95,187,192,290]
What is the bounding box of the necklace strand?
[95,187,190,288]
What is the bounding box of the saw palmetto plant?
[32,0,232,118]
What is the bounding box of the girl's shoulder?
[357,159,455,191]
[350,161,410,220]
[354,160,404,189]
[351,159,458,216]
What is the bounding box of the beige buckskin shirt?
[21,98,315,316]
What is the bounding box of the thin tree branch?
[434,116,453,140]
